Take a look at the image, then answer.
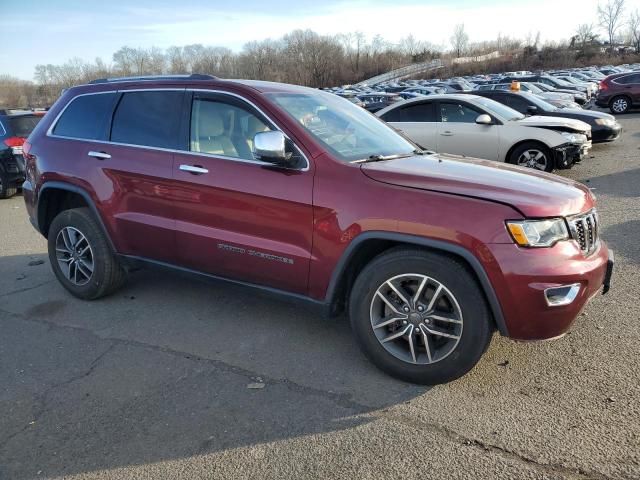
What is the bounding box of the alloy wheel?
[517,149,548,170]
[55,226,94,286]
[369,273,463,365]
[612,98,628,113]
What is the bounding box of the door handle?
[88,151,111,160]
[179,164,209,175]
[440,131,454,136]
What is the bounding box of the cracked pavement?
[1,114,639,479]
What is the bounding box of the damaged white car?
[377,94,591,172]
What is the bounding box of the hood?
[360,153,594,218]
[553,108,615,121]
[515,115,591,133]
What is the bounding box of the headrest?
[247,116,269,137]
[196,101,225,137]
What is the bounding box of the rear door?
[436,100,499,160]
[171,91,314,294]
[381,101,438,150]
[101,89,184,262]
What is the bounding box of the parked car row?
[322,64,637,173]
[20,74,614,385]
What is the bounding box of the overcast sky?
[0,0,626,80]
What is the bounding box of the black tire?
[0,171,17,199]
[508,142,554,172]
[349,248,493,385]
[609,95,631,114]
[47,207,127,300]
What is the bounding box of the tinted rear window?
[7,115,41,137]
[53,93,116,140]
[382,102,436,122]
[110,91,183,149]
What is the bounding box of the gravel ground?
[1,113,639,480]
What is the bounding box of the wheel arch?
[325,232,508,336]
[37,181,116,252]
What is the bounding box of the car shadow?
[601,219,640,266]
[0,254,435,479]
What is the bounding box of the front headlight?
[594,118,615,126]
[561,132,587,144]
[506,219,569,247]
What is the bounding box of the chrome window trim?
[46,87,310,172]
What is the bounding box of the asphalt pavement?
[1,114,639,480]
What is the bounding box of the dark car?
[472,90,622,143]
[358,93,403,112]
[595,72,640,114]
[0,110,43,198]
[23,74,613,385]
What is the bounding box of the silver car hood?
[514,115,591,134]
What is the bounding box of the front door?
[171,92,314,294]
[436,100,499,161]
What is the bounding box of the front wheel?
[349,248,493,384]
[508,142,554,172]
[48,207,128,300]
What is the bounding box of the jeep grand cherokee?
[22,74,614,384]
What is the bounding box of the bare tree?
[450,24,469,58]
[575,24,599,47]
[630,10,640,53]
[598,0,626,51]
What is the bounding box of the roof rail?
[88,74,217,84]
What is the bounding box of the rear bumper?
[486,241,612,340]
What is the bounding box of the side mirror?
[526,106,538,115]
[475,114,493,125]
[253,131,289,165]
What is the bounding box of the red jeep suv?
[22,75,613,384]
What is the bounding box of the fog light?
[544,284,581,307]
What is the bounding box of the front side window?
[267,91,416,162]
[110,91,183,149]
[53,93,116,140]
[190,97,271,161]
[439,102,481,123]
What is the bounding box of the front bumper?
[553,141,591,168]
[592,124,622,142]
[485,240,612,340]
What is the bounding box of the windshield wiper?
[353,153,413,164]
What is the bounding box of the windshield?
[474,97,525,121]
[521,92,558,112]
[267,91,416,162]
[561,77,581,85]
[522,83,543,94]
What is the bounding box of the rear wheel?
[349,248,493,384]
[609,96,631,114]
[509,142,554,172]
[0,171,17,199]
[48,208,128,300]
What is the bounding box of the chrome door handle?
[88,151,111,160]
[179,164,209,175]
[440,131,454,136]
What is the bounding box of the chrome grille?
[568,210,598,255]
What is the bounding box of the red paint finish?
[24,77,611,342]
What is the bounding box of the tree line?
[1,0,639,108]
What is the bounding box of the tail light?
[3,136,25,155]
[22,140,36,183]
[599,80,608,91]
